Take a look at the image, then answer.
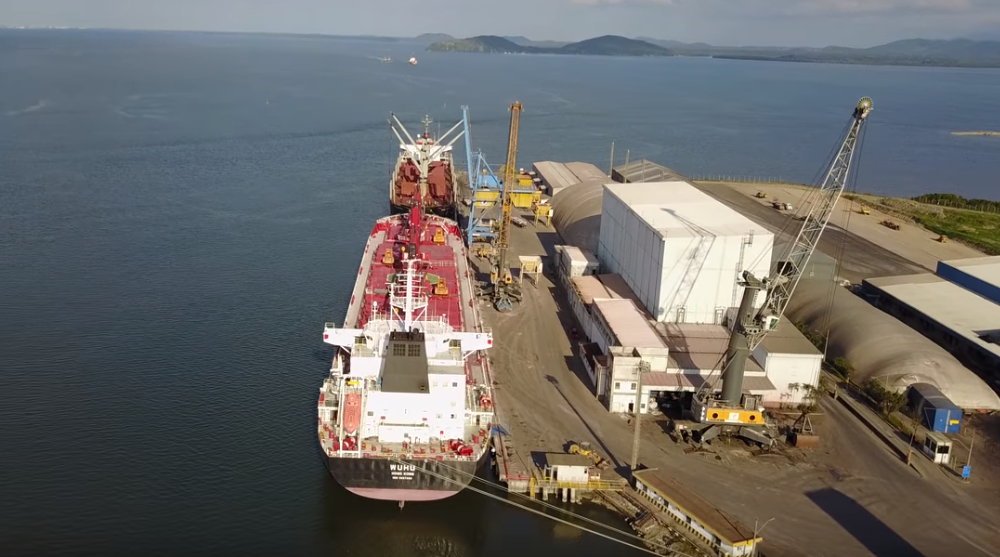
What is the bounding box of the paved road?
[692,182,925,282]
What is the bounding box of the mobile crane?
[691,97,874,446]
[491,101,524,312]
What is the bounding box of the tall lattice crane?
[691,97,874,445]
[492,101,523,312]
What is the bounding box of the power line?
[387,457,660,556]
[386,455,698,557]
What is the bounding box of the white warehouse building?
[597,182,773,324]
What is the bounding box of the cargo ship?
[317,201,495,504]
[388,113,464,218]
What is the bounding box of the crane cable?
[739,115,853,286]
[385,455,704,557]
[820,120,870,361]
[384,456,667,556]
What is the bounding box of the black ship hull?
[325,453,483,502]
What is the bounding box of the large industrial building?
[597,182,773,324]
[862,256,1000,388]
[546,168,822,414]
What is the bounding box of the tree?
[831,357,854,381]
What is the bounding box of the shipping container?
[907,383,962,433]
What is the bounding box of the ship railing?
[534,479,628,491]
[426,259,456,268]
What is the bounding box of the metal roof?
[759,318,822,356]
[543,453,592,468]
[533,161,581,192]
[632,468,758,545]
[565,161,609,182]
[533,161,607,195]
[908,382,960,410]
[604,182,772,239]
[571,275,613,305]
[642,372,774,392]
[654,323,765,372]
[613,160,691,183]
[865,274,1000,361]
[560,245,599,267]
[940,256,1000,287]
[551,179,606,253]
[571,273,648,315]
[596,273,647,314]
[593,298,667,349]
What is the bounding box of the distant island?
[951,131,1000,136]
[5,28,999,69]
[428,35,670,57]
[426,35,1000,68]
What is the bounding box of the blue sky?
[3,0,1000,47]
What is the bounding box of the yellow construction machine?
[567,441,610,469]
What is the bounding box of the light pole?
[751,517,774,557]
[630,361,650,473]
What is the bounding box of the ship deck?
[342,213,484,339]
[320,419,491,462]
[321,210,495,468]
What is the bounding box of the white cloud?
[566,0,985,16]
[783,0,979,15]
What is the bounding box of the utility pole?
[752,517,774,557]
[906,415,918,465]
[965,430,975,481]
[608,141,615,178]
[630,361,649,474]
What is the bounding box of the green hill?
[428,35,670,56]
[556,35,669,56]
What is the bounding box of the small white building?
[591,298,670,413]
[752,319,824,406]
[543,453,593,483]
[554,245,600,281]
[921,431,953,465]
[597,182,773,324]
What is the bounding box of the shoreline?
[951,131,1000,137]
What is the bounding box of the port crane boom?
[492,101,523,312]
[692,97,873,443]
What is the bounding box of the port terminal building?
[545,166,822,414]
[862,256,1000,394]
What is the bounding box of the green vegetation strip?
[845,192,1000,256]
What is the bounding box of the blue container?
[925,406,962,434]
[907,383,962,434]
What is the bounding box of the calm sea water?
[1,29,998,556]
